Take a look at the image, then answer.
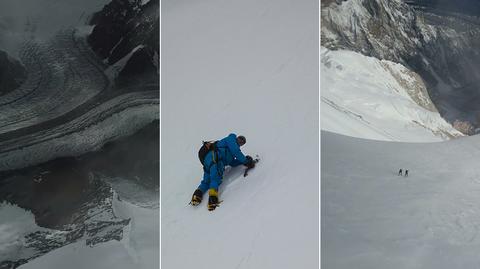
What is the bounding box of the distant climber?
[405,170,409,177]
[398,169,403,176]
[190,133,255,211]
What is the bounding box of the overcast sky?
[0,0,109,56]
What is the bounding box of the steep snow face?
[321,47,462,142]
[322,131,480,268]
[162,0,318,268]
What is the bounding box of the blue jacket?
[213,133,247,167]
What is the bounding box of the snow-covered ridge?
[321,46,463,142]
[0,183,128,268]
[18,196,158,269]
[322,0,480,129]
[0,185,158,269]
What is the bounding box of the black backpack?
[198,141,218,166]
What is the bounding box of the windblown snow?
[321,46,462,142]
[162,0,319,268]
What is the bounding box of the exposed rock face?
[0,119,158,268]
[88,0,159,87]
[322,0,423,62]
[321,0,480,131]
[0,166,130,268]
[0,50,26,95]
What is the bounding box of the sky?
[0,0,109,56]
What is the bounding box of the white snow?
[321,46,462,142]
[322,130,480,268]
[19,193,159,269]
[162,0,318,268]
[0,203,49,263]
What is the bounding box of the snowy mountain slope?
[0,0,159,267]
[321,0,480,130]
[17,196,159,269]
[0,120,159,268]
[321,46,463,142]
[162,0,318,268]
[322,131,480,268]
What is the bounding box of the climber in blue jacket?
[191,133,255,210]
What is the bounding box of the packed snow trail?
[322,131,480,269]
[162,0,318,268]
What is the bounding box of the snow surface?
[19,194,159,269]
[0,203,48,263]
[162,0,318,268]
[321,46,462,142]
[322,130,480,268]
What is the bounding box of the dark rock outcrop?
[405,0,480,17]
[88,0,159,88]
[0,50,26,95]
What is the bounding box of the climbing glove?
[245,155,255,168]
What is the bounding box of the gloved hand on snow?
[245,155,255,168]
